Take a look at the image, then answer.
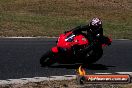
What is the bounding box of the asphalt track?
[0,38,132,80]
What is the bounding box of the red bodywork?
[52,32,90,53]
[51,31,112,53]
[40,31,112,66]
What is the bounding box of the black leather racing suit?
[71,25,104,52]
[73,25,103,42]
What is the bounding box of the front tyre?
[40,51,55,67]
[84,48,103,64]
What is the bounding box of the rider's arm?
[99,27,103,36]
[72,25,90,34]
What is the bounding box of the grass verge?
[0,0,132,39]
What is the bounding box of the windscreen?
[65,33,75,42]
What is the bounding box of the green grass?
[0,12,85,37]
[0,0,132,39]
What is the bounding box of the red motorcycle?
[40,30,112,67]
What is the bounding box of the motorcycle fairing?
[51,46,58,53]
[57,32,90,49]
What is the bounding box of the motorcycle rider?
[72,17,103,41]
[70,18,111,53]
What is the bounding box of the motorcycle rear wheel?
[40,51,55,67]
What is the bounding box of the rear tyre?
[40,51,55,67]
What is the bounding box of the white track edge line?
[0,37,131,40]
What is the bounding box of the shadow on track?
[48,64,116,70]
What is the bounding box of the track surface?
[0,38,132,80]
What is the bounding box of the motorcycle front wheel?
[84,48,103,64]
[40,51,55,67]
